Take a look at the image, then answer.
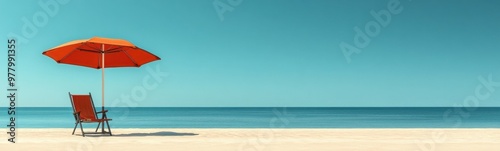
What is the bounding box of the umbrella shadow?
[80,131,199,137]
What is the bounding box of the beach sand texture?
[1,128,499,151]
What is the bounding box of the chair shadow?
[80,131,199,137]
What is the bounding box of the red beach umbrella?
[43,36,161,112]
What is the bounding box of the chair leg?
[79,122,85,137]
[105,120,112,136]
[95,122,101,132]
[72,122,78,135]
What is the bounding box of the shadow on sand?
[79,131,199,137]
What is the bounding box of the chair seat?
[81,118,112,123]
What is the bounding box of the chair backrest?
[69,93,97,121]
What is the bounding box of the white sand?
[1,128,499,151]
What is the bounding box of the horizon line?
[5,106,500,108]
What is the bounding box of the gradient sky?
[1,0,500,107]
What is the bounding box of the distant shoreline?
[12,107,500,128]
[6,107,500,108]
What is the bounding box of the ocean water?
[6,107,500,128]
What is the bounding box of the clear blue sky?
[1,0,500,107]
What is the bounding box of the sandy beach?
[1,128,499,151]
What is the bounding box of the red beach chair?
[69,92,112,137]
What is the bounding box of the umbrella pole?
[102,44,105,133]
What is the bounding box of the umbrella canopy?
[43,37,160,69]
[43,37,161,112]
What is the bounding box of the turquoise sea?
[5,107,500,128]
